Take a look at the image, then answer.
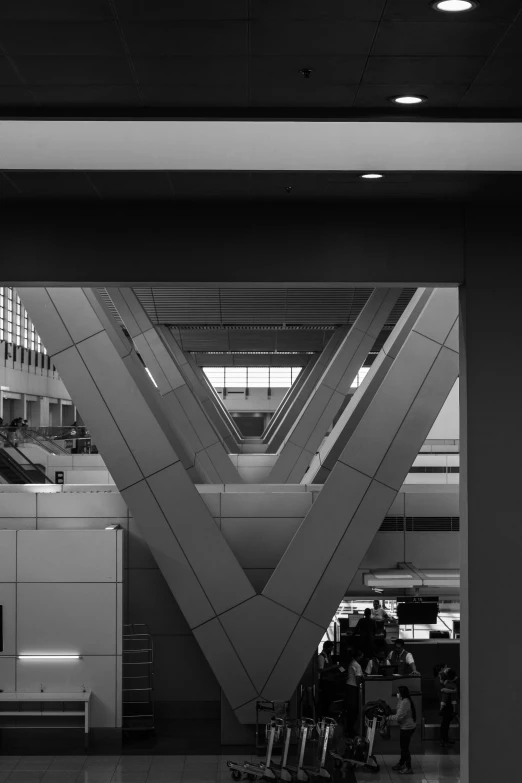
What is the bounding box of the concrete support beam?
[304,288,433,483]
[258,289,458,704]
[261,356,318,445]
[20,287,259,713]
[162,326,243,449]
[267,289,401,483]
[104,288,241,482]
[263,330,348,452]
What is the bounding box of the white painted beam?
[0,121,521,171]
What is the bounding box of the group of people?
[318,639,419,775]
[0,416,28,428]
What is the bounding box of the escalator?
[0,448,40,483]
[0,432,53,484]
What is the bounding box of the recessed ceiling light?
[390,95,427,105]
[360,173,384,179]
[432,0,478,12]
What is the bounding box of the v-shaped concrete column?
[102,288,240,481]
[263,328,349,451]
[20,286,457,724]
[267,288,401,483]
[303,288,434,483]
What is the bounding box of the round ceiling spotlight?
[389,95,427,105]
[432,0,478,11]
[360,173,384,179]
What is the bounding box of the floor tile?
[84,763,119,769]
[180,774,218,783]
[8,773,48,783]
[115,767,151,775]
[0,762,22,773]
[48,761,86,772]
[75,773,114,783]
[149,759,185,769]
[16,761,53,772]
[41,773,81,783]
[145,773,183,783]
[0,774,11,783]
[111,774,148,783]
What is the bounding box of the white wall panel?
[0,530,16,582]
[17,583,117,655]
[406,532,460,569]
[405,491,459,517]
[221,492,312,518]
[360,532,405,568]
[16,655,117,728]
[37,490,128,518]
[17,530,117,583]
[0,583,16,655]
[0,519,36,530]
[0,657,15,691]
[0,494,37,517]
[37,518,128,530]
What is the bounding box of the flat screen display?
[397,601,438,624]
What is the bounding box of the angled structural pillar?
[261,354,319,445]
[257,288,459,710]
[267,288,401,483]
[263,328,349,451]
[20,287,263,715]
[304,288,433,483]
[159,324,243,451]
[103,288,240,481]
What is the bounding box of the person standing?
[353,608,377,661]
[387,685,417,774]
[439,668,458,747]
[317,641,340,717]
[344,650,364,738]
[371,599,392,637]
[387,639,419,676]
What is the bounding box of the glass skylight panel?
[203,367,225,387]
[351,367,370,388]
[247,367,270,387]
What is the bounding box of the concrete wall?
[0,525,122,727]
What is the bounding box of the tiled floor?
[0,756,271,783]
[0,753,460,783]
[354,753,460,782]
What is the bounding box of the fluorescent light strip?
[18,655,81,660]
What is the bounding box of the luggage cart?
[283,717,316,782]
[329,713,382,773]
[228,714,283,781]
[307,718,337,779]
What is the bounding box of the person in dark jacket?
[353,608,377,660]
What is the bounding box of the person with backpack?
[387,685,417,775]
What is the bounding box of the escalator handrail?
[0,430,54,483]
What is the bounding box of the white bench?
[0,691,91,747]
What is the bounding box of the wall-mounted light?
[18,655,81,660]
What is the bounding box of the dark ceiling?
[0,0,521,118]
[2,170,522,202]
[101,286,415,363]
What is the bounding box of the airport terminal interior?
[2,2,522,783]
